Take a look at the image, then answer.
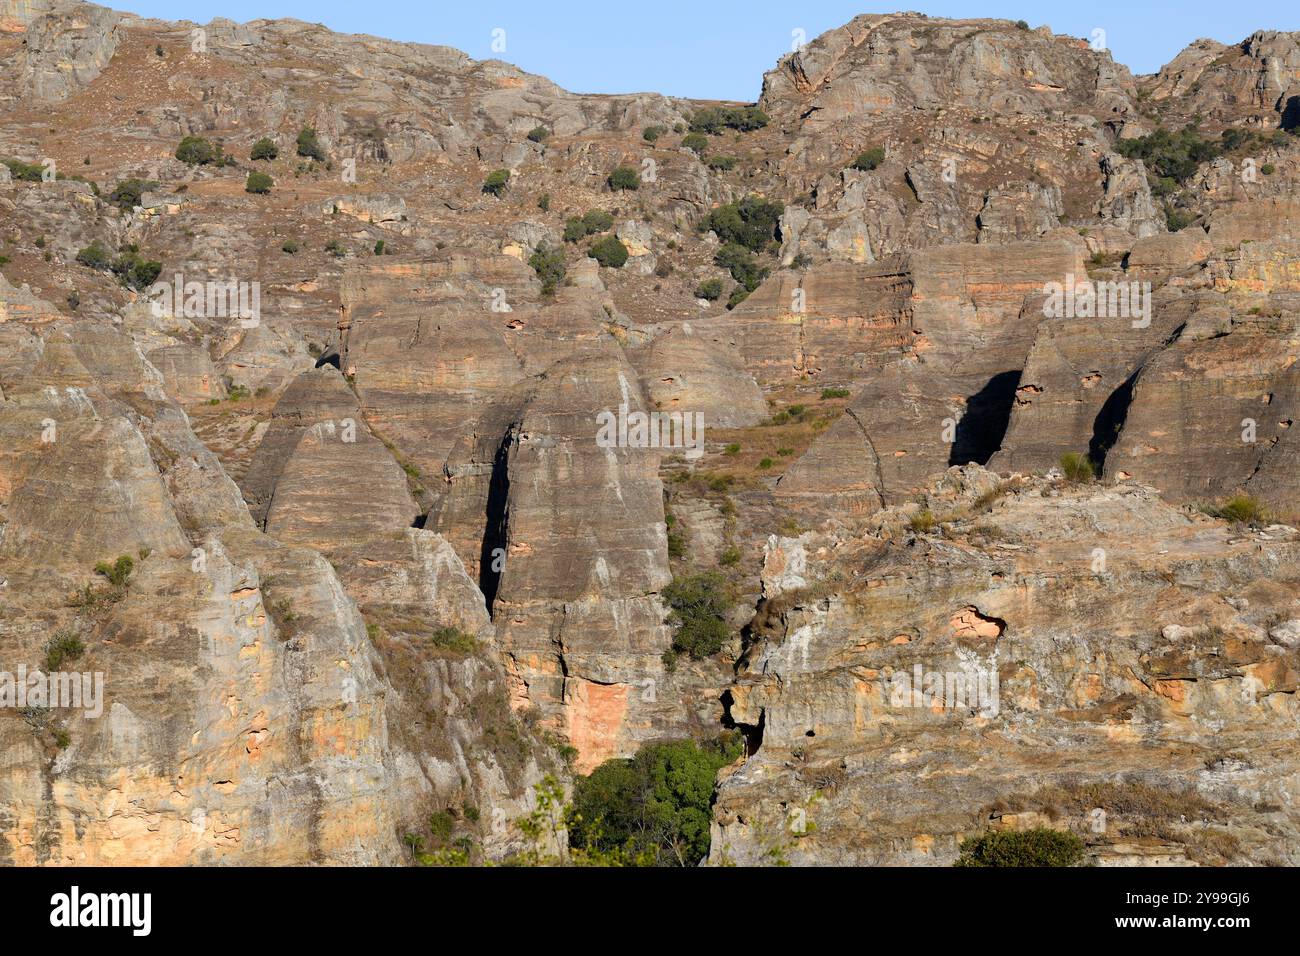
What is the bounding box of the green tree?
[694,277,724,301]
[714,243,768,292]
[529,242,566,295]
[296,127,327,161]
[705,195,784,252]
[175,135,220,165]
[107,179,156,212]
[482,168,510,196]
[75,240,112,271]
[571,736,743,866]
[527,125,550,143]
[681,132,709,155]
[588,235,629,268]
[607,165,640,191]
[250,137,278,161]
[850,147,886,171]
[245,171,273,194]
[662,571,732,659]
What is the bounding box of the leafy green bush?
[245,171,273,194]
[563,208,614,241]
[714,242,768,292]
[571,735,743,866]
[694,278,724,301]
[726,286,751,309]
[296,127,326,161]
[1059,452,1095,484]
[1201,495,1267,525]
[687,105,769,134]
[1115,126,1231,184]
[607,165,640,191]
[955,828,1086,867]
[527,125,550,143]
[821,387,851,399]
[250,137,278,161]
[681,132,709,155]
[706,155,737,171]
[110,246,162,291]
[529,242,567,295]
[45,630,85,671]
[281,239,299,254]
[75,240,112,270]
[325,238,346,257]
[482,168,510,196]
[588,235,629,268]
[94,555,134,587]
[537,192,550,211]
[662,571,731,659]
[175,135,222,166]
[705,195,784,252]
[642,125,666,142]
[850,147,886,171]
[2,157,46,182]
[107,178,156,212]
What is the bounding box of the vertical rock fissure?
[479,427,513,615]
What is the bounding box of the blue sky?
[115,1,1298,100]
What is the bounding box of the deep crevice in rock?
[1089,368,1140,473]
[949,370,1022,467]
[479,428,513,615]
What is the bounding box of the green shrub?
[687,105,769,134]
[430,627,477,653]
[75,240,112,271]
[955,828,1086,867]
[325,238,346,257]
[1165,204,1195,232]
[642,125,666,142]
[94,555,134,587]
[850,147,886,172]
[714,242,768,291]
[662,571,732,659]
[245,171,273,194]
[1261,163,1276,175]
[2,157,46,181]
[694,278,724,301]
[1059,452,1095,484]
[482,168,510,196]
[588,235,629,268]
[45,630,85,671]
[726,287,751,310]
[681,132,709,155]
[1201,495,1267,525]
[758,457,773,469]
[821,387,851,399]
[250,137,278,161]
[719,546,741,566]
[909,510,936,533]
[723,442,741,456]
[527,125,550,143]
[295,127,326,161]
[705,195,784,253]
[706,155,737,171]
[570,735,743,866]
[537,192,550,211]
[1014,19,1030,29]
[608,165,641,191]
[107,178,156,212]
[110,246,162,291]
[529,242,567,295]
[175,135,221,166]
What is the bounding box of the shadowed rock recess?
[1,2,1299,866]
